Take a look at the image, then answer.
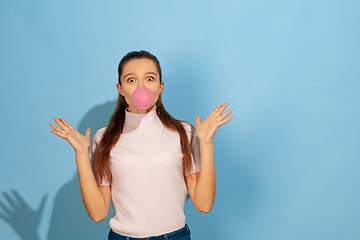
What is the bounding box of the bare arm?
[186,103,233,213]
[50,118,111,222]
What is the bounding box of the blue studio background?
[1,0,359,239]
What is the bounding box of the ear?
[116,83,124,96]
[159,81,164,95]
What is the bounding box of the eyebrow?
[145,72,158,77]
[122,72,135,80]
[122,72,158,80]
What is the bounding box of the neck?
[124,107,160,130]
[128,105,156,114]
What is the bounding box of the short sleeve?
[181,122,200,176]
[90,127,111,186]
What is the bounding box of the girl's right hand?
[50,117,91,154]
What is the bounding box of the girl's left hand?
[195,103,233,144]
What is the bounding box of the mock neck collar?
[124,108,161,130]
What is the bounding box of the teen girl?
[50,51,233,240]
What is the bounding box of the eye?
[127,78,135,83]
[146,77,154,81]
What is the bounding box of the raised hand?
[195,103,233,144]
[50,118,91,154]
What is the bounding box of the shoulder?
[179,121,197,141]
[179,121,195,133]
[92,127,107,143]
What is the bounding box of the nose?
[137,78,145,88]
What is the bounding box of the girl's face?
[117,58,164,114]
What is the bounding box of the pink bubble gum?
[131,87,154,110]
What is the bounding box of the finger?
[216,102,230,116]
[195,115,201,126]
[219,108,233,120]
[85,128,91,138]
[50,129,66,139]
[209,104,223,116]
[53,117,69,130]
[218,116,234,127]
[50,123,63,132]
[212,102,230,117]
[59,118,74,130]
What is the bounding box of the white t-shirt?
[90,109,200,238]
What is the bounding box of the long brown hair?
[93,51,193,185]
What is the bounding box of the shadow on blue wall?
[0,190,47,240]
[0,101,116,240]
